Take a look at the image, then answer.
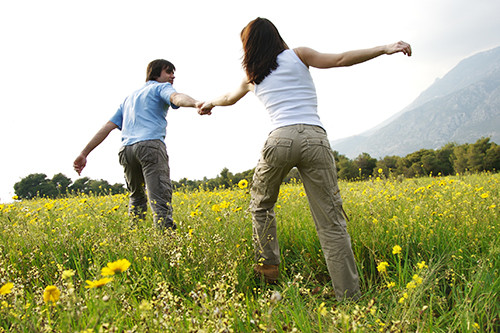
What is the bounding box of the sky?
[1,0,500,203]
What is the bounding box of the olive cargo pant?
[250,124,360,300]
[118,140,175,229]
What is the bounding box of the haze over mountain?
[332,46,500,159]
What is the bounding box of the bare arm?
[73,121,118,175]
[294,41,412,68]
[170,92,203,109]
[199,78,253,114]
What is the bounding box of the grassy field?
[0,172,498,332]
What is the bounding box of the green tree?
[484,143,500,171]
[401,149,430,177]
[51,173,72,196]
[435,143,455,175]
[374,155,401,177]
[219,167,234,188]
[14,173,58,199]
[110,183,127,194]
[452,144,469,174]
[337,156,357,180]
[467,137,492,172]
[420,150,441,176]
[234,168,255,184]
[354,153,377,179]
[173,177,201,191]
[88,179,112,195]
[69,177,91,194]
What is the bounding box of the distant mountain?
[332,46,500,159]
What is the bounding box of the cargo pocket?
[118,146,127,166]
[135,143,159,167]
[306,138,333,169]
[261,137,293,167]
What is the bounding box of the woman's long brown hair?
[240,18,289,84]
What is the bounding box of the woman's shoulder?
[281,48,308,68]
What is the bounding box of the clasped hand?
[196,101,214,116]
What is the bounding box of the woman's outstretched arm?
[294,41,412,69]
[198,78,253,115]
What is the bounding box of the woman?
[199,17,411,301]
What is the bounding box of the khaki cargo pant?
[250,124,360,300]
[118,140,175,229]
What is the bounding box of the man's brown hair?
[146,59,175,82]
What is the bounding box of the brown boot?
[254,264,279,284]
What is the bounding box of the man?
[74,59,203,230]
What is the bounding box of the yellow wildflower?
[238,179,248,189]
[406,281,417,289]
[417,261,428,269]
[480,193,489,199]
[318,302,328,316]
[0,283,13,295]
[101,259,131,276]
[62,269,75,280]
[43,285,61,304]
[85,277,113,289]
[392,245,402,255]
[412,274,423,285]
[377,262,389,273]
[12,195,19,200]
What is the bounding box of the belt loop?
[298,124,304,133]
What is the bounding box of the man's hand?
[73,154,87,175]
[72,121,118,176]
[195,101,211,115]
[198,102,214,115]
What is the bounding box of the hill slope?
[333,46,500,158]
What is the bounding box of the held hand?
[195,101,211,115]
[73,154,87,175]
[198,102,214,115]
[386,41,412,56]
[195,101,204,110]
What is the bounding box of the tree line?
[13,138,499,199]
[173,137,499,191]
[13,173,126,200]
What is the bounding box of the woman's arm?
[199,78,253,114]
[294,41,411,68]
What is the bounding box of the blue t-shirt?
[110,81,179,146]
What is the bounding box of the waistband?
[270,123,326,134]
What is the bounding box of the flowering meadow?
[0,173,498,332]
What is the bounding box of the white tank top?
[254,49,323,131]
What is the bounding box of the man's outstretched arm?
[73,121,118,175]
[170,92,203,109]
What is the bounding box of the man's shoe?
[254,264,279,284]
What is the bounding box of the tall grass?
[0,173,498,332]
